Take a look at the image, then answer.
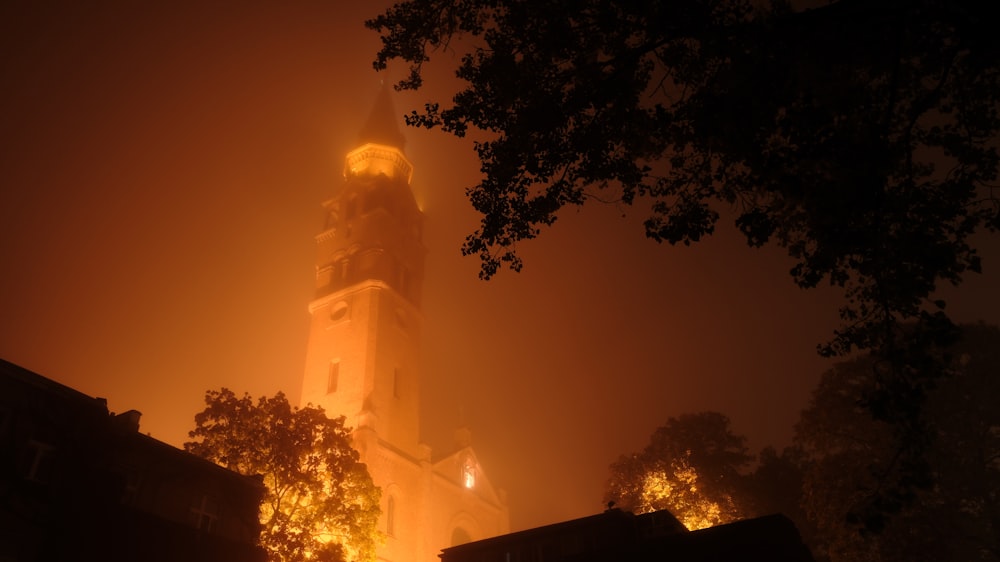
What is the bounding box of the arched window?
[343,196,357,220]
[462,462,476,489]
[327,361,340,394]
[451,526,472,546]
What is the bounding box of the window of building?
[362,191,378,213]
[393,308,407,331]
[190,494,219,532]
[0,407,11,442]
[330,301,349,322]
[317,265,333,289]
[23,439,55,483]
[328,361,340,394]
[120,467,143,505]
[324,210,338,230]
[451,526,472,546]
[463,462,476,489]
[398,266,409,295]
[344,196,357,220]
[386,496,396,537]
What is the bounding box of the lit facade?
[299,87,509,562]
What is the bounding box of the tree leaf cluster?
[185,389,381,562]
[604,412,753,530]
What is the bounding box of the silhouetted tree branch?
[368,0,1000,524]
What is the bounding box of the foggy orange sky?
[2,1,998,532]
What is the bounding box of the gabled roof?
[431,445,506,508]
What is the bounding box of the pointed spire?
[358,81,406,150]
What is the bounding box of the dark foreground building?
[440,507,814,562]
[0,359,266,562]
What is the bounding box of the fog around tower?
[2,1,999,532]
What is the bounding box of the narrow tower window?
[398,266,409,295]
[386,496,396,537]
[327,361,340,394]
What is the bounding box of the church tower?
[300,85,425,458]
[300,87,509,562]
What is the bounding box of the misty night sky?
[2,1,998,532]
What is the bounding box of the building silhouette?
[439,508,814,562]
[298,86,510,562]
[0,358,266,562]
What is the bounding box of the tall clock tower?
[299,86,509,562]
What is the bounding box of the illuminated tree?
[605,412,752,530]
[367,0,1000,523]
[795,323,1000,562]
[185,389,381,562]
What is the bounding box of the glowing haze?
[1,1,998,532]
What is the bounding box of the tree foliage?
[604,412,753,530]
[185,389,381,562]
[368,0,1000,518]
[795,323,1000,561]
[743,445,810,533]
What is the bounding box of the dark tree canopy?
[369,0,998,293]
[185,389,381,562]
[368,0,1000,519]
[795,324,1000,561]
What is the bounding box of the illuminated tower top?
[345,85,414,184]
[314,85,424,306]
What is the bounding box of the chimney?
[114,409,142,432]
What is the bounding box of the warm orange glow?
[638,458,736,531]
[345,143,413,182]
[11,0,997,538]
[463,464,476,489]
[264,470,377,562]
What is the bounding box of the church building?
[298,87,510,562]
